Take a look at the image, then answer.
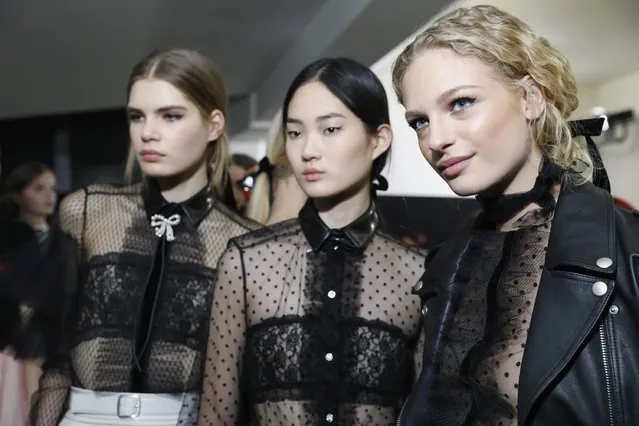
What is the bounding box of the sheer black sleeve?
[30,189,85,426]
[198,241,246,426]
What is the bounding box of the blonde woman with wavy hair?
[243,110,307,225]
[393,5,639,426]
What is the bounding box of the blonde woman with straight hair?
[30,48,260,426]
[243,110,307,225]
[393,5,639,426]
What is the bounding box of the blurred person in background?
[243,110,307,225]
[0,162,75,426]
[30,48,260,426]
[229,153,258,213]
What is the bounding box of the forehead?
[287,81,351,120]
[401,48,497,107]
[127,78,192,109]
[30,171,55,186]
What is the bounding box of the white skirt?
[59,386,198,426]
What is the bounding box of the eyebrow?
[404,85,479,120]
[126,105,188,114]
[286,112,346,125]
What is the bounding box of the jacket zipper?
[396,398,407,426]
[599,320,616,426]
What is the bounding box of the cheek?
[285,144,300,170]
[480,118,529,163]
[23,193,41,209]
[174,122,210,155]
[339,134,370,162]
[129,124,142,144]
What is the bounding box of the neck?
[19,212,47,228]
[154,163,208,203]
[498,182,560,231]
[490,150,543,197]
[314,184,371,230]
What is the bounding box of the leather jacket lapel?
[518,183,616,425]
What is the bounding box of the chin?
[298,182,337,200]
[139,163,175,178]
[445,175,488,197]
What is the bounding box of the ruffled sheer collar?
[476,159,562,231]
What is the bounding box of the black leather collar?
[299,199,380,252]
[142,179,216,227]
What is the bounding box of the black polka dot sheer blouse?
[199,200,426,425]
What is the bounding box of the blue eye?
[164,113,183,121]
[451,97,475,112]
[408,118,429,132]
[128,113,143,123]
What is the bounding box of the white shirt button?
[325,352,334,361]
[326,413,334,422]
[328,290,336,299]
[333,245,339,251]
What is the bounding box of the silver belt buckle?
[117,394,141,418]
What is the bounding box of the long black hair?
[282,57,390,191]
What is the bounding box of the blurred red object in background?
[613,197,634,211]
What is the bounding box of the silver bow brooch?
[150,213,181,242]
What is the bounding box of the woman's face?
[284,81,390,200]
[15,171,57,218]
[127,78,225,179]
[400,48,546,197]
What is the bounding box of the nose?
[427,117,455,153]
[141,118,160,142]
[301,133,322,162]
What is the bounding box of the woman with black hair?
[198,57,426,426]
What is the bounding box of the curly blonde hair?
[391,5,592,181]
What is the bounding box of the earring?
[570,158,588,173]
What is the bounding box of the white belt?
[67,386,183,418]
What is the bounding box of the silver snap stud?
[592,281,608,297]
[596,257,613,269]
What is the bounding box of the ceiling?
[0,0,452,135]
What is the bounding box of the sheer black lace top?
[30,181,260,426]
[423,159,562,426]
[199,200,426,426]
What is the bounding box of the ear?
[521,75,546,121]
[207,109,226,141]
[371,123,392,161]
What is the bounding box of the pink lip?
[140,150,165,163]
[437,154,474,179]
[303,169,324,182]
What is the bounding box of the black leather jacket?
[399,182,639,426]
